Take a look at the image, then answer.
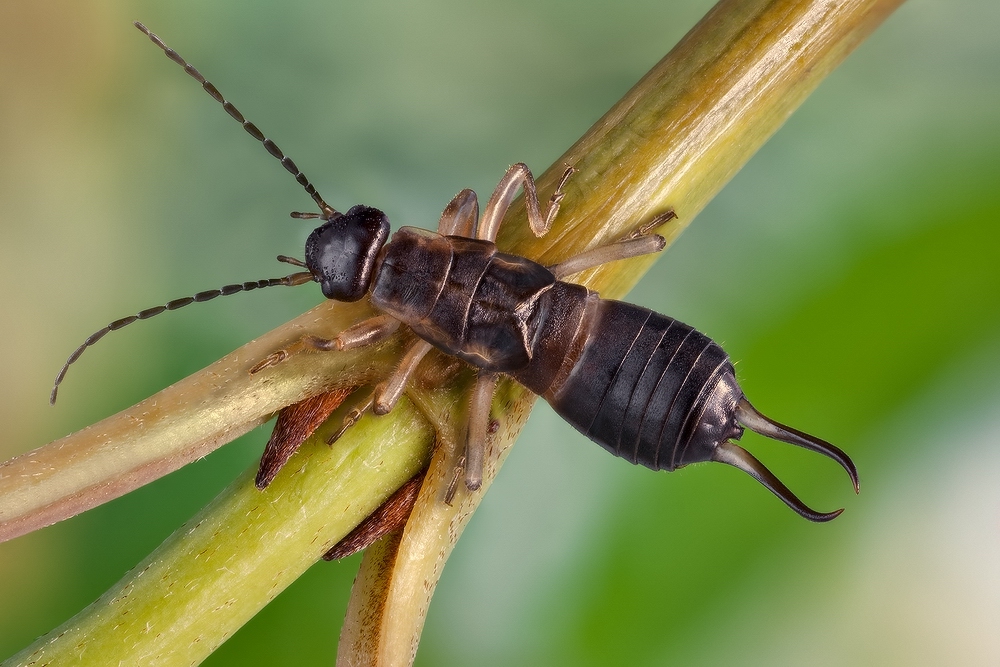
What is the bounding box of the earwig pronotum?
[51,23,858,524]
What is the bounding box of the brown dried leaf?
[255,388,354,489]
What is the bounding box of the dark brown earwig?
[53,23,858,528]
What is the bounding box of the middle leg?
[326,339,435,444]
[463,371,498,491]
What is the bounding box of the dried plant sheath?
[324,470,426,561]
[1,0,903,665]
[256,388,354,489]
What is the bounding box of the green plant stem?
[1,0,904,665]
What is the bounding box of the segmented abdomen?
[545,299,734,471]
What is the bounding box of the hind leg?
[462,371,498,491]
[546,210,677,279]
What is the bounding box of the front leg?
[325,339,435,445]
[476,163,574,242]
[249,314,400,374]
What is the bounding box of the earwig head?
[305,205,390,301]
[682,370,859,522]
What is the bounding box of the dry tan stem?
[0,299,400,544]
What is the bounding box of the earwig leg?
[336,315,402,350]
[623,209,678,240]
[373,340,434,415]
[549,235,666,280]
[437,188,480,237]
[444,453,466,506]
[327,393,376,445]
[547,210,677,279]
[476,163,574,242]
[325,338,432,445]
[463,372,498,491]
[249,315,400,374]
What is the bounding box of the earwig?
[52,23,858,523]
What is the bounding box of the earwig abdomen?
[538,300,744,471]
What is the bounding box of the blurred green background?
[2,0,998,665]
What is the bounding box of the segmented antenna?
[133,22,338,219]
[50,271,314,404]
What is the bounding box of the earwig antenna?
[133,22,339,220]
[276,255,308,268]
[50,271,314,405]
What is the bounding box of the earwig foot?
[327,394,375,445]
[372,382,392,416]
[250,335,341,375]
[249,350,288,374]
[534,164,576,237]
[443,454,466,506]
[625,209,678,240]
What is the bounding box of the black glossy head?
[305,205,390,301]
